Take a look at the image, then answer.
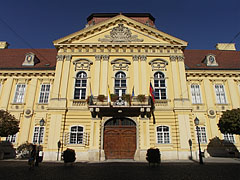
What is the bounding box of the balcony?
[88,95,153,118]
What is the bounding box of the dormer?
[204,54,218,67]
[22,52,40,66]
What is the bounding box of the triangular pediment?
[53,15,188,47]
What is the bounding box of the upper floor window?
[191,84,202,104]
[215,84,227,104]
[39,84,50,104]
[154,72,166,100]
[13,84,26,103]
[70,126,84,144]
[74,71,87,99]
[156,126,170,144]
[224,133,235,143]
[114,71,126,97]
[33,126,44,144]
[6,134,16,143]
[196,126,207,143]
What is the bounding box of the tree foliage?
[0,110,19,137]
[218,108,240,135]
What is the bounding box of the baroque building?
[0,13,239,161]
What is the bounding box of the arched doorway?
[104,118,136,159]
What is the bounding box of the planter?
[97,95,105,102]
[137,95,145,103]
[63,148,76,163]
[110,94,119,102]
[146,148,161,166]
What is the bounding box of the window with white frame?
[33,126,44,144]
[224,133,235,143]
[154,72,167,100]
[114,71,126,97]
[70,126,84,144]
[13,84,26,103]
[191,84,202,104]
[39,84,50,103]
[156,126,170,144]
[74,71,87,99]
[6,134,16,143]
[196,126,207,143]
[215,84,227,104]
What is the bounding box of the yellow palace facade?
[0,13,239,161]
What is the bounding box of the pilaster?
[93,55,101,95]
[0,77,13,110]
[100,55,109,95]
[133,55,139,95]
[227,79,240,108]
[140,55,147,94]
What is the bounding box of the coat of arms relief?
[98,24,144,42]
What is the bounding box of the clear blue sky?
[0,0,239,50]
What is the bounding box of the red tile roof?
[184,49,240,70]
[0,49,57,70]
[1,48,240,71]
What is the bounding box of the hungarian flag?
[149,82,155,103]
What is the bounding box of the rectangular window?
[13,84,26,103]
[196,126,207,143]
[6,134,16,143]
[224,133,235,143]
[39,84,51,103]
[215,84,227,104]
[157,126,170,144]
[191,84,202,104]
[33,126,44,144]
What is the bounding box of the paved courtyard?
[0,159,240,180]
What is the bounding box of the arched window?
[114,71,126,97]
[70,126,84,144]
[74,71,87,99]
[154,72,166,100]
[156,126,170,144]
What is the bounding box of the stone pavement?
[0,158,240,180]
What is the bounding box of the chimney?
[215,43,236,51]
[0,41,9,49]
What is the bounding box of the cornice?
[0,71,55,77]
[186,71,240,78]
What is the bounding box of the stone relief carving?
[149,59,168,71]
[73,59,93,71]
[98,24,144,42]
[65,55,72,61]
[111,59,131,71]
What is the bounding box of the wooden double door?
[104,118,136,159]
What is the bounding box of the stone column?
[178,56,188,99]
[59,55,72,99]
[227,79,240,108]
[25,78,37,109]
[170,56,181,100]
[51,55,64,99]
[93,55,101,96]
[140,55,147,94]
[133,55,139,95]
[100,55,109,95]
[0,78,13,109]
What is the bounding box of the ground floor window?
[224,133,235,143]
[196,126,207,143]
[33,126,44,144]
[6,134,16,143]
[156,126,170,144]
[70,126,84,144]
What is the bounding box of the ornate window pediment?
[149,59,168,71]
[73,59,93,71]
[98,24,143,42]
[111,59,131,71]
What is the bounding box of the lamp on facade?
[194,117,203,164]
[36,118,45,166]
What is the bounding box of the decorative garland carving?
[149,59,168,71]
[98,24,144,42]
[73,59,93,71]
[111,59,131,71]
